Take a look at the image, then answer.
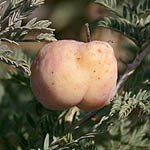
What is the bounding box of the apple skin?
[30,40,117,111]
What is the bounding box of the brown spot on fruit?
[98,49,102,53]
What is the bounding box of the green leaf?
[25,17,37,28]
[95,0,119,16]
[44,134,50,150]
[145,15,150,25]
[36,33,57,42]
[26,112,36,128]
[95,17,139,46]
[123,5,127,18]
[95,0,117,10]
[0,0,56,43]
[31,0,45,7]
[33,20,52,29]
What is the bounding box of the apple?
[30,40,117,111]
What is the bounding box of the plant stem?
[85,23,91,42]
[113,43,150,96]
[66,109,100,132]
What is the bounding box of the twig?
[64,133,96,147]
[66,109,100,132]
[113,43,150,97]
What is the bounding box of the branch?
[113,43,150,96]
[66,109,100,132]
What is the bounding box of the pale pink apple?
[30,40,117,111]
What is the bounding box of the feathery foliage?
[94,0,150,47]
[0,0,56,84]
